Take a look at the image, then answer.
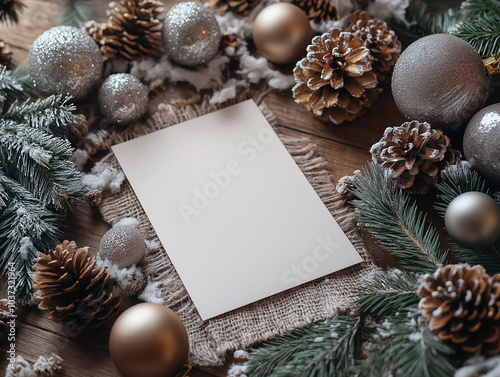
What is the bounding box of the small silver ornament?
[98,73,149,125]
[99,223,146,268]
[444,191,500,249]
[463,103,500,186]
[28,26,102,100]
[391,34,489,131]
[162,2,221,67]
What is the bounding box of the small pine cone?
[346,11,401,81]
[32,353,64,377]
[370,121,460,194]
[336,174,357,201]
[205,0,261,16]
[292,0,339,23]
[293,28,379,125]
[419,264,500,354]
[33,240,122,332]
[0,0,24,23]
[0,298,16,333]
[0,38,13,68]
[98,0,164,62]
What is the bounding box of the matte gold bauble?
[109,303,189,377]
[444,191,500,249]
[252,3,312,64]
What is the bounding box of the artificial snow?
[138,279,165,304]
[455,356,500,377]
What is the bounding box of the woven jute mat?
[98,99,380,366]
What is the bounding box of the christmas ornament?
[463,103,500,187]
[0,0,24,23]
[33,240,122,332]
[391,34,489,131]
[0,298,15,333]
[444,191,500,249]
[98,73,149,125]
[292,0,339,23]
[252,3,312,65]
[98,219,146,268]
[83,0,164,62]
[28,26,102,100]
[0,37,12,68]
[162,2,221,67]
[346,11,401,81]
[205,0,261,17]
[109,303,189,377]
[370,120,459,194]
[293,28,378,125]
[419,263,500,354]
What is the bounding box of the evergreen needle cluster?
[0,65,83,303]
[59,0,93,28]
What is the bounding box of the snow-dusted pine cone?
[292,0,339,23]
[419,264,500,354]
[33,240,122,332]
[205,0,261,16]
[346,11,401,81]
[370,121,459,194]
[293,28,379,125]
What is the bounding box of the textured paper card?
[112,100,362,320]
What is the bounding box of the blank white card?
[112,100,362,320]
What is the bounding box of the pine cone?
[0,298,16,333]
[346,11,401,81]
[0,0,24,23]
[292,0,339,23]
[419,264,500,354]
[84,0,164,62]
[33,240,122,332]
[370,121,459,194]
[205,0,261,16]
[0,38,13,68]
[293,28,379,125]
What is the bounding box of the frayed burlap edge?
[98,99,380,367]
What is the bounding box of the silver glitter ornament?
[445,191,500,249]
[99,224,146,269]
[391,34,489,131]
[28,26,102,101]
[463,103,500,186]
[98,73,149,125]
[162,2,221,67]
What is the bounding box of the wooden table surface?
[0,0,407,376]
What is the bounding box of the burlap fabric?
[98,99,380,366]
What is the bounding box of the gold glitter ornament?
[109,303,189,377]
[28,26,102,101]
[463,103,500,187]
[98,222,146,268]
[162,2,221,67]
[391,34,489,132]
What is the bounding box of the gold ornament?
[252,3,312,64]
[109,303,189,377]
[444,191,500,249]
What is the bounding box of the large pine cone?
[292,0,339,23]
[370,120,459,194]
[346,11,401,81]
[293,28,379,125]
[83,0,164,62]
[419,264,500,354]
[205,0,261,16]
[33,240,122,332]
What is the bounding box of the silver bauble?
[98,73,149,125]
[99,224,146,268]
[444,191,500,249]
[28,26,102,100]
[162,2,221,67]
[463,103,500,187]
[391,34,489,131]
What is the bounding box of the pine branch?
[59,0,93,28]
[10,62,39,99]
[355,270,421,318]
[245,316,363,377]
[0,172,65,303]
[460,0,500,20]
[453,12,500,57]
[350,163,449,274]
[0,64,24,106]
[4,94,77,137]
[0,120,83,211]
[357,311,457,377]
